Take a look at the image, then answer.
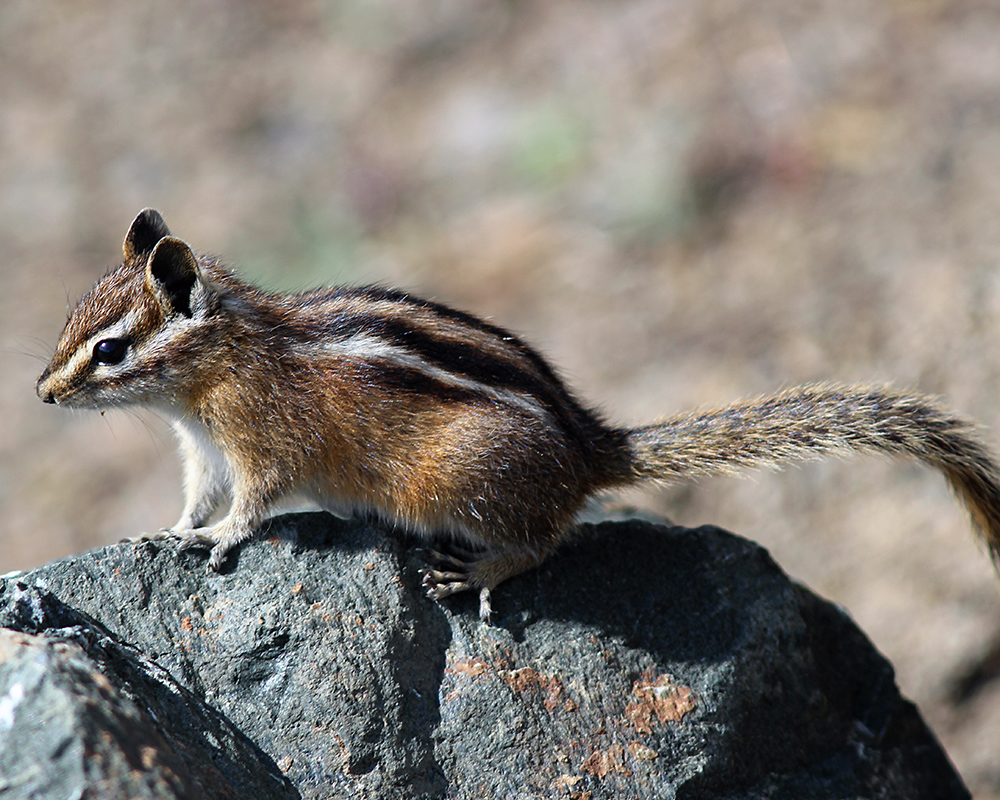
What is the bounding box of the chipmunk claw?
[422,569,471,598]
[123,528,175,544]
[167,533,231,572]
[207,544,231,572]
[422,549,474,596]
[478,588,492,623]
[425,549,470,570]
[420,561,494,622]
[175,531,216,552]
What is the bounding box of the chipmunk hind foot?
[421,546,549,622]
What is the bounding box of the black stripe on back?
[344,285,572,389]
[319,286,594,431]
[357,360,485,407]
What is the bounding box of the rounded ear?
[124,209,171,260]
[146,237,200,318]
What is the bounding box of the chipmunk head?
[36,209,218,409]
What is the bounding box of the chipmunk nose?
[36,372,57,404]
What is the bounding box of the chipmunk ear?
[124,209,171,260]
[146,237,201,318]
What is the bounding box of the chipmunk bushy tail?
[625,383,1000,564]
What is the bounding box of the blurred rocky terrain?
[1,1,999,794]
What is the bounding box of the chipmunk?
[36,209,1000,619]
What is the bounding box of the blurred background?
[2,0,1000,792]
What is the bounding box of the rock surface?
[0,513,971,799]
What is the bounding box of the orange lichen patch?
[554,774,591,798]
[502,666,541,691]
[553,774,582,791]
[500,667,565,711]
[628,741,658,760]
[291,583,303,594]
[139,746,158,769]
[446,656,489,678]
[625,673,696,735]
[581,745,630,778]
[544,685,565,711]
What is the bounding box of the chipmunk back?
[37,209,1000,619]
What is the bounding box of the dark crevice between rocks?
[0,582,298,799]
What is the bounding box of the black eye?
[93,338,128,365]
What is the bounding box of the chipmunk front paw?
[169,521,252,571]
[123,528,175,544]
[124,527,230,571]
[173,528,217,551]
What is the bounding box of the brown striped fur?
[37,210,1000,619]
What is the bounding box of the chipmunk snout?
[36,370,58,404]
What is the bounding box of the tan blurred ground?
[2,0,999,793]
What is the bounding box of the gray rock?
[0,513,971,799]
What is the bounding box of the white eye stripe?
[83,309,144,354]
[64,342,99,378]
[74,307,162,377]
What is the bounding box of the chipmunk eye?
[93,338,128,365]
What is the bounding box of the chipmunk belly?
[329,397,588,549]
[273,356,575,546]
